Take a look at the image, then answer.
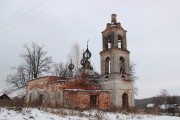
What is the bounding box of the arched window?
[104,34,113,50]
[104,35,111,50]
[118,35,122,48]
[107,35,111,49]
[105,57,110,74]
[122,93,129,108]
[120,57,125,74]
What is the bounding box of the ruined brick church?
[26,14,135,110]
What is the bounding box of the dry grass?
[0,99,25,108]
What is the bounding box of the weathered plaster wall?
[26,76,63,105]
[100,78,135,108]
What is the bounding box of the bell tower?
[101,14,130,76]
[100,14,135,109]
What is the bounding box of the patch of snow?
[0,107,180,120]
[8,89,25,99]
[159,104,178,110]
[147,103,155,108]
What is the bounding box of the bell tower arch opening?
[120,56,125,74]
[107,36,111,49]
[118,35,123,49]
[104,34,112,50]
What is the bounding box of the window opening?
[118,35,122,48]
[120,57,125,74]
[105,57,110,74]
[107,36,111,49]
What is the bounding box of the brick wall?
[98,92,110,110]
[63,91,90,109]
[26,76,110,110]
[63,90,110,110]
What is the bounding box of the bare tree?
[68,41,82,75]
[160,89,169,97]
[159,89,169,109]
[6,43,52,91]
[21,42,52,79]
[130,62,138,96]
[6,64,28,91]
[51,62,68,77]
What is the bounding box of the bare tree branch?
[6,43,52,91]
[51,62,68,77]
[68,41,82,75]
[20,42,52,79]
[130,62,139,96]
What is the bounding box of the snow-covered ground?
[0,107,180,120]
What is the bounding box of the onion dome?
[83,45,91,60]
[68,60,74,71]
[81,57,86,66]
[80,40,92,68]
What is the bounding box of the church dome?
[68,61,74,71]
[80,57,86,66]
[83,46,91,60]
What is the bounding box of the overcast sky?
[0,0,180,99]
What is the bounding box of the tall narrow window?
[104,38,108,50]
[118,35,122,48]
[120,57,125,74]
[105,57,110,74]
[107,36,111,49]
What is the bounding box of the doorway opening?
[90,95,97,108]
[39,94,43,105]
[122,93,129,108]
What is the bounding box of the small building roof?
[0,94,11,100]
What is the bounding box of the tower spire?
[87,39,89,48]
[111,14,117,24]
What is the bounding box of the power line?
[30,0,134,41]
[20,0,48,17]
[0,0,35,24]
[44,0,162,42]
[0,0,48,32]
[0,0,162,41]
[0,0,61,34]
